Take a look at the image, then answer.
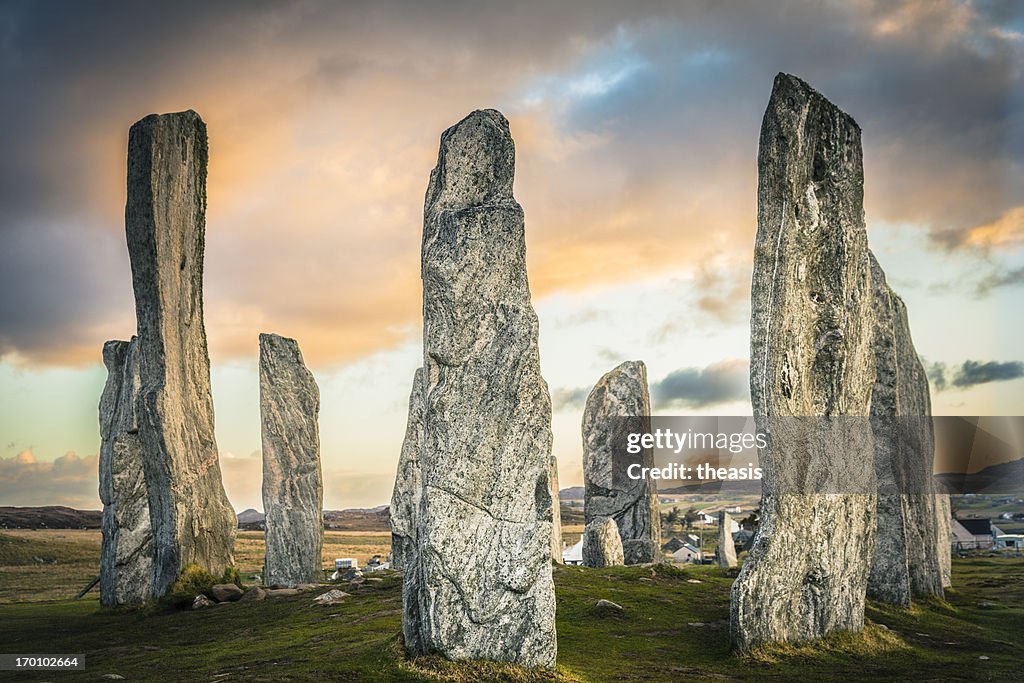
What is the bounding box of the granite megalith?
[730,74,877,651]
[99,337,153,605]
[583,516,625,568]
[936,492,952,587]
[866,255,943,605]
[260,333,323,588]
[550,455,563,563]
[717,511,738,569]
[126,110,236,597]
[404,109,557,667]
[390,367,424,573]
[582,360,661,565]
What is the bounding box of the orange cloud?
[964,206,1024,250]
[0,450,100,509]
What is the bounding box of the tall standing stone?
[126,110,236,597]
[583,516,625,568]
[391,367,426,652]
[391,367,424,573]
[730,74,877,651]
[260,333,323,588]
[408,109,557,667]
[717,511,738,569]
[867,255,943,605]
[99,338,153,605]
[550,455,562,563]
[582,361,661,565]
[936,493,952,587]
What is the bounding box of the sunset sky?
[1,0,1022,510]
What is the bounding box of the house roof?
[956,518,993,536]
[671,544,701,558]
[661,537,685,552]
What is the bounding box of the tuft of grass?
[395,641,583,683]
[220,565,244,589]
[745,623,910,664]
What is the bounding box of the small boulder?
[313,589,351,605]
[191,595,213,610]
[595,599,624,612]
[210,583,244,602]
[239,586,266,602]
[265,588,300,598]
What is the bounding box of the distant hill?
[323,505,390,531]
[659,479,761,495]
[237,505,392,531]
[937,458,1024,495]
[0,506,101,530]
[559,486,584,500]
[236,508,266,530]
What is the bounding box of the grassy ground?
[1,532,1021,681]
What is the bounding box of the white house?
[952,518,993,550]
[563,539,583,565]
[992,525,1024,550]
[672,543,703,564]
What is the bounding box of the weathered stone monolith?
[260,333,323,588]
[391,367,424,573]
[407,109,557,667]
[391,367,426,651]
[583,516,625,568]
[582,360,661,565]
[730,74,877,652]
[717,511,738,569]
[936,492,952,587]
[550,455,562,563]
[867,255,943,605]
[126,110,236,597]
[99,337,153,605]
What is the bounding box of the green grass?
[1,533,1021,681]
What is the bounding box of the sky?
[0,0,1022,511]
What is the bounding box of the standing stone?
[582,361,661,565]
[126,110,236,597]
[550,455,562,563]
[260,333,323,588]
[730,74,877,652]
[867,255,943,605]
[583,517,625,568]
[391,367,424,573]
[408,109,557,667]
[717,511,738,569]
[936,493,952,587]
[99,338,153,605]
[391,368,426,652]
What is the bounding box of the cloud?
[0,450,99,509]
[974,265,1024,296]
[551,386,590,412]
[0,1,1020,366]
[219,450,394,510]
[651,359,750,409]
[924,358,1024,391]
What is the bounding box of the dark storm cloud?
[953,360,1024,388]
[0,0,1020,365]
[651,359,750,409]
[924,358,1024,391]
